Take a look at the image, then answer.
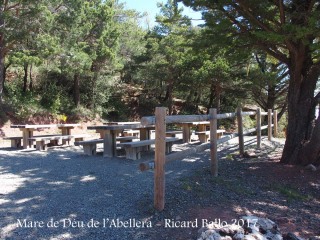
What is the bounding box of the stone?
[283,232,305,240]
[305,164,317,172]
[233,232,245,240]
[219,224,243,236]
[244,151,257,158]
[197,216,303,240]
[243,234,259,240]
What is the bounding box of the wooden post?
[236,107,244,156]
[210,108,218,176]
[268,109,272,141]
[154,107,166,211]
[273,110,278,138]
[256,108,261,149]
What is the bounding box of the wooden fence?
[140,107,277,211]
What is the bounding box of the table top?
[177,121,210,125]
[11,123,81,129]
[103,121,140,125]
[88,123,154,131]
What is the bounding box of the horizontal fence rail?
[140,107,278,211]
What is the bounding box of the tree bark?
[23,63,28,92]
[0,13,4,103]
[280,48,320,165]
[73,73,80,107]
[29,64,33,92]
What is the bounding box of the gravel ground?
[0,136,319,240]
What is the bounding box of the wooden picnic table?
[87,123,155,157]
[10,123,80,149]
[175,121,210,143]
[103,121,140,125]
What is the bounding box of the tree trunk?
[73,73,80,107]
[23,63,28,92]
[164,78,174,115]
[0,53,4,103]
[29,64,33,92]
[280,49,320,165]
[0,19,4,103]
[214,83,222,114]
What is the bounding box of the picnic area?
[1,0,320,239]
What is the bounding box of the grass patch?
[274,185,312,201]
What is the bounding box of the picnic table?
[87,123,155,157]
[175,121,210,143]
[175,121,225,143]
[10,123,80,149]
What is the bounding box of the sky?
[119,0,204,28]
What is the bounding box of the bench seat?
[195,129,226,142]
[29,134,88,151]
[75,139,104,155]
[75,136,138,156]
[3,134,71,148]
[118,137,179,160]
[116,136,138,143]
[3,136,23,148]
[122,130,140,137]
[165,130,182,137]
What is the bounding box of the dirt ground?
[0,120,319,240]
[149,141,320,240]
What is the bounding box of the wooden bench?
[165,130,183,137]
[118,137,179,160]
[116,136,138,143]
[29,134,88,151]
[195,129,226,143]
[3,136,23,148]
[122,130,140,137]
[75,136,138,156]
[3,134,72,148]
[75,139,104,155]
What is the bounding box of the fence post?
[256,107,261,149]
[268,109,272,140]
[273,110,278,137]
[236,107,244,156]
[154,107,166,211]
[209,108,218,176]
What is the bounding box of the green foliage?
[39,84,63,115]
[273,184,311,202]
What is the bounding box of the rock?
[198,229,221,240]
[257,218,278,232]
[265,230,283,240]
[305,164,317,172]
[244,151,257,158]
[283,232,305,240]
[233,232,245,240]
[243,234,259,240]
[219,224,243,236]
[197,216,304,240]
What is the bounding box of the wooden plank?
[210,108,218,177]
[75,139,104,146]
[236,107,244,156]
[116,136,138,142]
[141,114,210,126]
[118,137,178,148]
[103,130,114,158]
[29,134,87,141]
[273,110,278,137]
[256,107,261,149]
[181,123,192,143]
[22,128,33,149]
[154,107,166,211]
[268,109,272,140]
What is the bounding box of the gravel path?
[0,137,319,240]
